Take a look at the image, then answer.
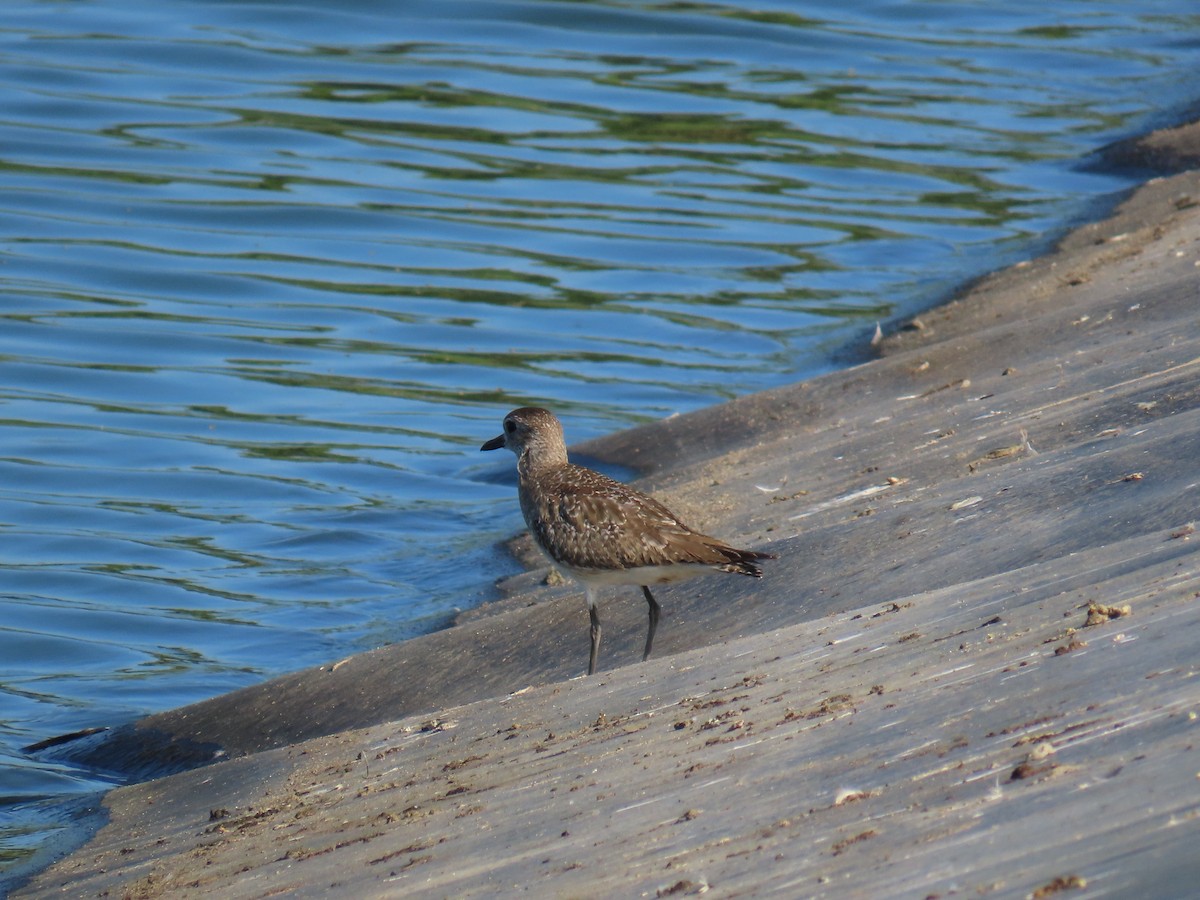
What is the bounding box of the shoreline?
[14,120,1200,896]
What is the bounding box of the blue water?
[2,0,1199,881]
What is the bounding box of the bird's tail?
[717,546,776,578]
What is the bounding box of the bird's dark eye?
[504,419,516,434]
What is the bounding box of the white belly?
[554,561,715,587]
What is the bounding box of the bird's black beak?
[480,434,505,451]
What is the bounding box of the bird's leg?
[641,586,660,662]
[587,591,601,676]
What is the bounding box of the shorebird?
[482,406,774,675]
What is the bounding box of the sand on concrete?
[15,128,1200,898]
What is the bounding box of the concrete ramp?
[17,145,1200,897]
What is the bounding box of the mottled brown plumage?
[482,406,774,675]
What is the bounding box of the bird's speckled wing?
[520,464,757,574]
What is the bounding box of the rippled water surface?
[3,0,1199,879]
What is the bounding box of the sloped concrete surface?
[16,134,1200,897]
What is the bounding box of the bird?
[481,406,774,675]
